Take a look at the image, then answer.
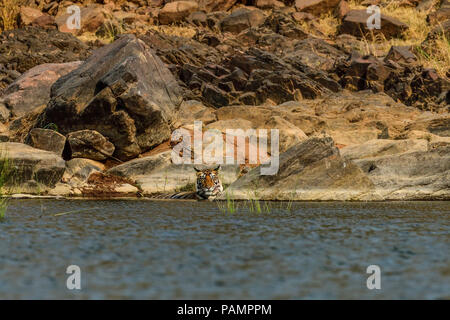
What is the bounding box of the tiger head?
[194,165,223,200]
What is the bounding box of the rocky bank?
[0,0,448,200]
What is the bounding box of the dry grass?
[146,25,197,38]
[0,0,23,32]
[348,0,448,77]
[298,13,340,38]
[416,25,450,78]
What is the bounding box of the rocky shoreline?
[0,0,448,201]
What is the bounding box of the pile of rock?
[0,0,448,199]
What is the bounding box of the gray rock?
[62,158,105,186]
[221,135,375,200]
[0,142,65,192]
[36,35,183,161]
[340,139,428,160]
[220,8,265,33]
[66,130,115,161]
[353,144,450,200]
[25,128,66,155]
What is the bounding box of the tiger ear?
[214,165,221,171]
[194,166,201,172]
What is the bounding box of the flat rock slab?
[0,142,65,192]
[353,144,450,200]
[221,135,375,201]
[341,139,428,160]
[107,151,242,195]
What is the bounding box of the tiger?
[152,165,224,200]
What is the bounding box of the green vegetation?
[216,191,295,215]
[0,148,11,221]
[97,19,125,43]
[43,123,59,132]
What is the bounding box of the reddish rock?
[56,5,110,35]
[0,62,82,119]
[31,15,57,29]
[334,0,350,19]
[19,7,45,26]
[158,1,199,25]
[255,0,286,9]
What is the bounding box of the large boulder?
[0,142,65,192]
[158,1,199,24]
[340,9,408,39]
[350,143,450,200]
[25,128,66,156]
[222,135,375,200]
[263,116,308,153]
[66,130,115,161]
[0,62,82,119]
[36,35,183,161]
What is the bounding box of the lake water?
[0,199,449,299]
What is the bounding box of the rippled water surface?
[0,200,449,299]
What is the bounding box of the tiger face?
[194,165,223,200]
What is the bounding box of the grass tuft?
[0,147,11,221]
[347,0,448,78]
[0,0,23,32]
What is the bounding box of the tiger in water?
[153,165,224,200]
